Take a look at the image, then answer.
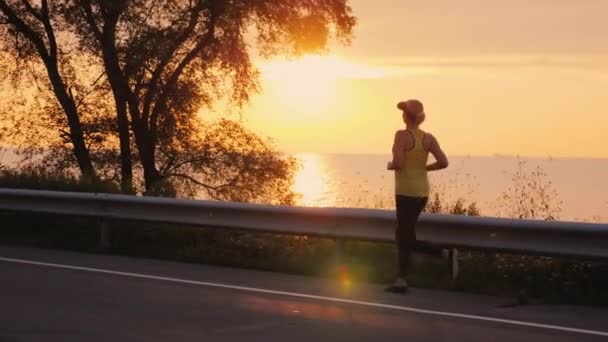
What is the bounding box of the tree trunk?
[46,61,96,180]
[131,117,162,192]
[115,96,134,193]
[100,32,134,194]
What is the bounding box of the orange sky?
[222,0,608,158]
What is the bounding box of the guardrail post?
[449,248,459,280]
[98,219,110,252]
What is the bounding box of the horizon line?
[1,146,607,161]
[286,151,608,160]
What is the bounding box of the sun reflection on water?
[293,154,328,206]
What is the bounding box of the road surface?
[0,246,606,341]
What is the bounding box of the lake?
[2,148,606,222]
[292,154,608,222]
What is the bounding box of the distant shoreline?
[2,147,608,161]
[291,152,608,161]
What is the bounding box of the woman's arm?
[426,134,449,171]
[388,131,405,170]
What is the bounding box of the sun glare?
[258,55,389,117]
[260,56,338,112]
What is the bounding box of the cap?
[397,99,424,116]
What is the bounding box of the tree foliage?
[0,0,97,179]
[1,0,356,201]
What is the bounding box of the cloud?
[258,55,410,80]
[355,55,608,80]
[256,54,608,84]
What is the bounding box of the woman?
[386,99,449,293]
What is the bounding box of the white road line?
[1,256,607,337]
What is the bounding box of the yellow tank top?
[395,129,430,197]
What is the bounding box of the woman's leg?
[395,195,422,278]
[408,196,442,256]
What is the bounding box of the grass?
[0,169,121,194]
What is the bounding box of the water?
[2,148,606,222]
[292,154,608,222]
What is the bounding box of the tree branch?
[18,0,57,59]
[160,153,210,175]
[0,0,50,61]
[39,0,57,59]
[74,72,106,109]
[168,172,220,192]
[77,0,103,42]
[21,0,43,22]
[141,0,206,125]
[148,6,218,142]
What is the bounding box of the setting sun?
[260,56,338,112]
[257,55,392,121]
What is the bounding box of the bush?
[455,251,608,305]
[0,169,121,194]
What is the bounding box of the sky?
[226,0,608,158]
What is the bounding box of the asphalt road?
[1,246,607,342]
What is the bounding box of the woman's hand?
[387,161,395,170]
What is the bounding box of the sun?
[254,55,390,123]
[260,55,339,113]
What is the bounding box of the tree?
[62,0,355,192]
[0,0,97,180]
[158,118,299,204]
[2,0,356,199]
[1,78,127,184]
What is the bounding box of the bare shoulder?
[393,129,408,141]
[422,131,438,148]
[423,131,436,140]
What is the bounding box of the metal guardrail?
[1,188,607,259]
